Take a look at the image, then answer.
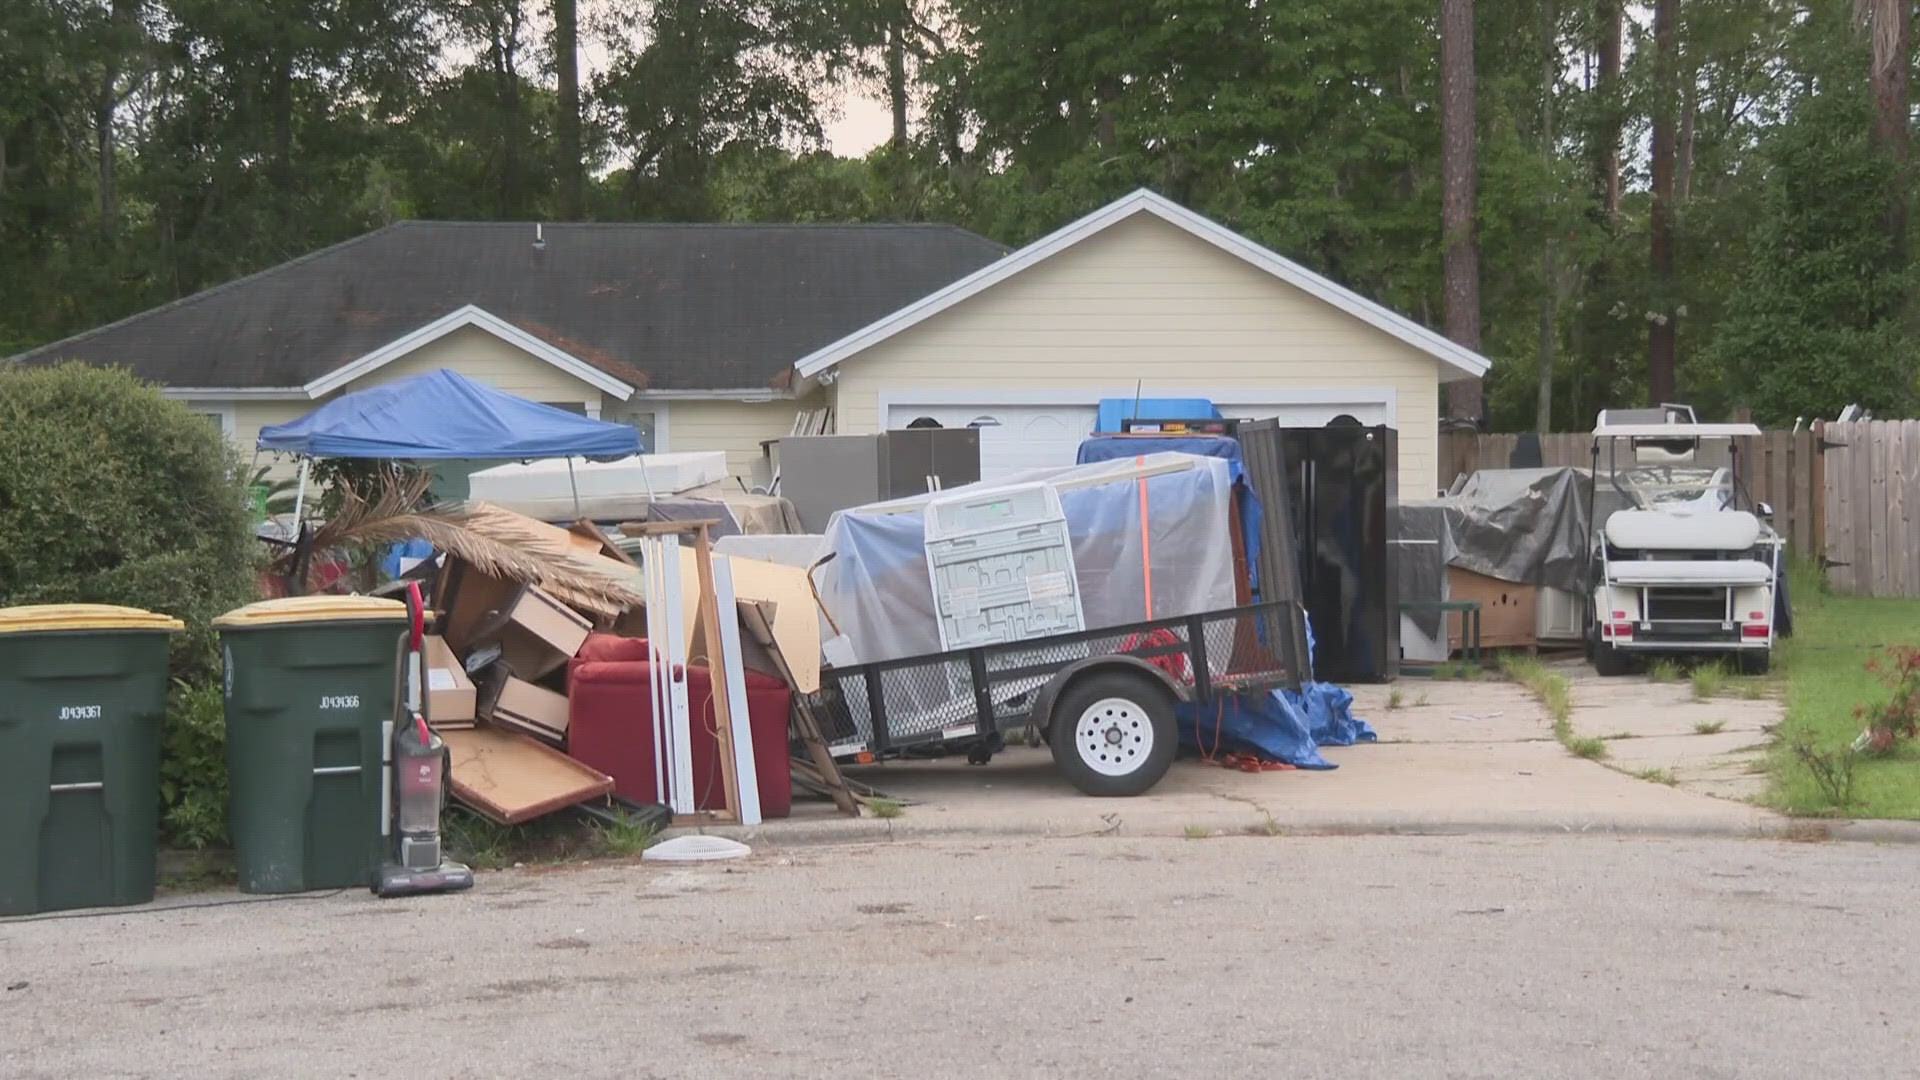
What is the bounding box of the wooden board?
[668,547,823,693]
[444,726,613,825]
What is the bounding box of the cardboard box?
[486,675,570,747]
[457,581,594,681]
[421,634,476,729]
[1445,567,1539,651]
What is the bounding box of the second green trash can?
[0,604,182,916]
[216,596,408,894]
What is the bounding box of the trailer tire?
[1049,670,1178,797]
[1739,651,1771,676]
[1592,639,1636,677]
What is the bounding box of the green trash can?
[215,596,408,894]
[0,604,182,915]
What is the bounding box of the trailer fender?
[1030,655,1190,728]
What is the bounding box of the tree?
[1592,0,1624,220]
[1440,0,1483,421]
[552,0,584,217]
[0,364,258,677]
[1864,0,1910,258]
[1646,0,1682,404]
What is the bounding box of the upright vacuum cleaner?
[374,582,475,899]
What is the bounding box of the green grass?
[1767,573,1920,818]
[1694,720,1727,735]
[1386,687,1405,710]
[864,797,904,819]
[594,810,661,857]
[1430,660,1486,682]
[1647,658,1683,684]
[1183,825,1213,839]
[1566,735,1610,761]
[1691,662,1730,701]
[1634,767,1680,786]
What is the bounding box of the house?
[11,191,1489,499]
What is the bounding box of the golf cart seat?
[1605,509,1760,551]
[1606,560,1773,587]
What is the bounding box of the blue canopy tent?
[257,368,641,519]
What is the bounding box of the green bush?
[158,680,229,848]
[0,363,259,678]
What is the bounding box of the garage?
[883,395,1394,480]
[799,189,1491,500]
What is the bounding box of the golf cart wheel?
[1739,650,1772,676]
[1592,639,1636,677]
[1049,670,1177,797]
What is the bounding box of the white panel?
[1215,401,1388,427]
[886,403,1097,479]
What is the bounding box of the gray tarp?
[1395,467,1600,635]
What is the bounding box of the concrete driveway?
[751,672,1806,844]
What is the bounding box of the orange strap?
[1136,455,1153,619]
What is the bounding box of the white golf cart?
[1585,406,1782,676]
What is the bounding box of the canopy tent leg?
[290,456,312,524]
[567,456,582,518]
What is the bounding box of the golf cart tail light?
[1748,611,1765,621]
[1611,610,1627,619]
[1742,624,1769,639]
[1610,621,1633,639]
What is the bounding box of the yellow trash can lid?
[213,595,409,628]
[0,604,185,635]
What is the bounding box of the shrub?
[1856,646,1920,755]
[0,364,259,678]
[158,680,229,848]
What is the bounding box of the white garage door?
[1216,402,1389,426]
[887,404,1099,479]
[887,398,1392,481]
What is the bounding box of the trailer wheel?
[1591,638,1636,677]
[1739,651,1771,676]
[1049,671,1177,797]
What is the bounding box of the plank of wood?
[444,726,614,825]
[691,526,743,824]
[740,600,859,817]
[1871,422,1891,597]
[1811,424,1829,578]
[1907,421,1920,598]
[1889,423,1908,598]
[569,519,638,568]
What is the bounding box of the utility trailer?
[807,600,1310,796]
[1585,406,1782,676]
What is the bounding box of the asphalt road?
[3,834,1914,1079]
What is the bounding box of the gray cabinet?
[781,430,982,532]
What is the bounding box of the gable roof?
[10,221,1008,393]
[792,189,1492,383]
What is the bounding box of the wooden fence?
[1439,427,1826,558]
[1822,420,1920,599]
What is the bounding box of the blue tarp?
[1096,397,1221,433]
[1175,610,1376,769]
[1078,435,1263,597]
[256,368,642,460]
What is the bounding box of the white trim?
[629,388,789,402]
[584,399,602,420]
[877,386,1399,428]
[792,189,1492,383]
[302,304,636,400]
[163,387,308,401]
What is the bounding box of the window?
[192,406,235,438]
[611,409,658,453]
[539,401,589,416]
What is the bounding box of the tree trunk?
[1870,0,1911,259]
[885,21,909,146]
[554,0,585,218]
[1593,0,1623,221]
[1440,0,1484,421]
[1646,0,1680,405]
[1537,0,1558,434]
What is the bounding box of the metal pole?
[566,456,582,518]
[290,456,312,525]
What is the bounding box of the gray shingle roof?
[10,221,1008,392]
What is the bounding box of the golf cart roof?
[1591,422,1763,439]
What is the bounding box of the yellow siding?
[233,400,318,479]
[830,213,1452,499]
[662,395,824,482]
[341,324,603,407]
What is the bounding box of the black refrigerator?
[1242,422,1398,683]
